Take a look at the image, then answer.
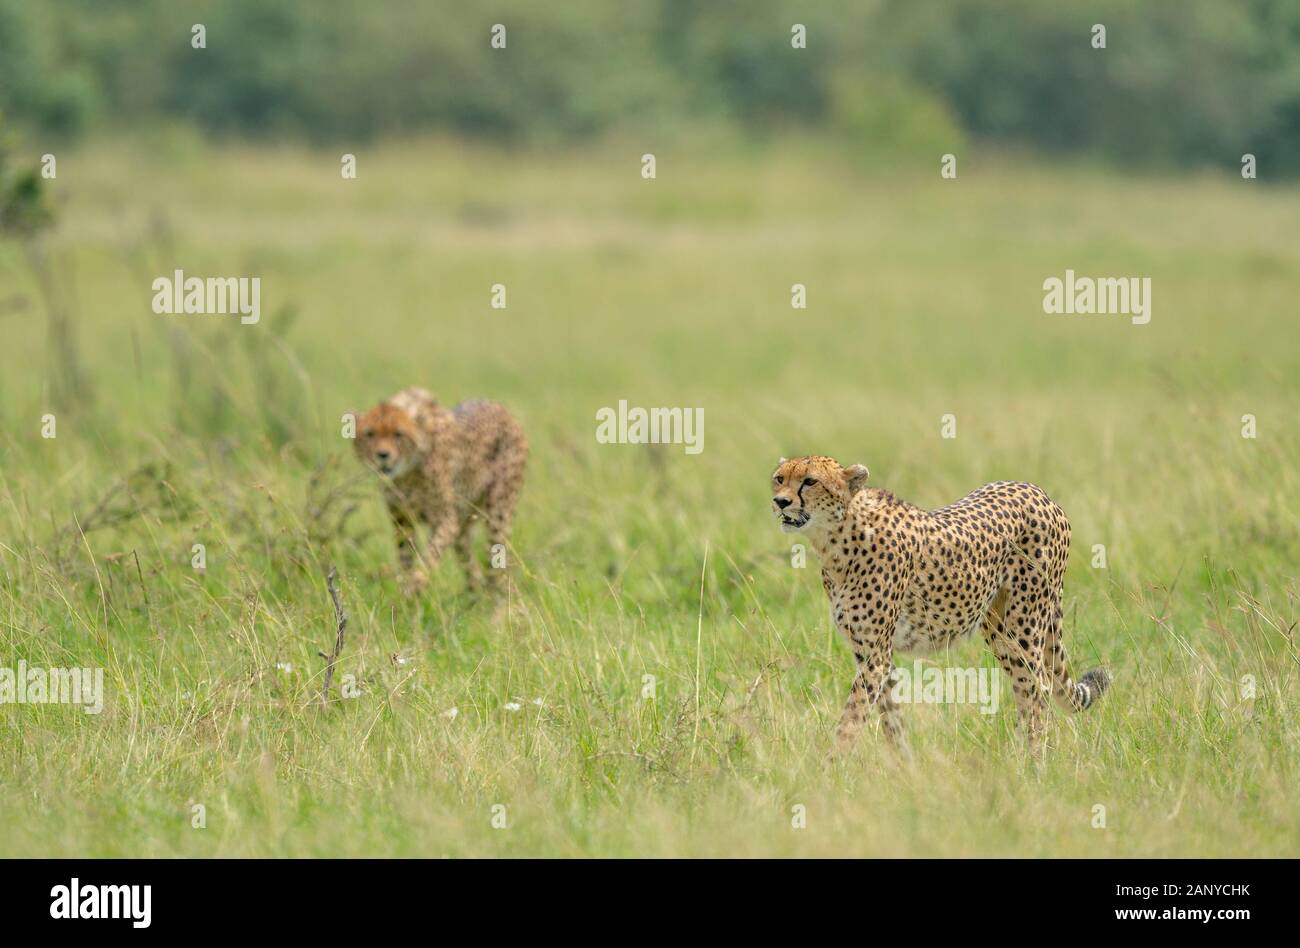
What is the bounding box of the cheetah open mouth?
[779,510,810,531]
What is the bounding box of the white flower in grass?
[531,697,544,707]
[442,707,459,720]
[275,662,293,674]
[503,702,522,712]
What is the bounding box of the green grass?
[0,134,1296,857]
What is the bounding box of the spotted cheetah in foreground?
[771,455,1109,753]
[354,387,527,597]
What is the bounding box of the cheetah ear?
[842,463,869,492]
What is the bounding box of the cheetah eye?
[363,429,375,439]
[774,475,784,485]
[802,477,817,487]
[393,431,404,440]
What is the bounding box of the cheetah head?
[771,455,869,533]
[353,401,430,479]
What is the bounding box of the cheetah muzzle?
[778,509,810,531]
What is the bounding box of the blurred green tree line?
[2,0,1297,170]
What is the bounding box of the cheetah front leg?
[829,583,908,756]
[387,505,428,596]
[834,647,903,752]
[416,468,460,580]
[424,508,460,572]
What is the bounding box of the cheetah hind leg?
[455,514,485,593]
[483,471,522,600]
[981,587,1050,755]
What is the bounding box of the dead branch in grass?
[318,565,348,708]
[304,455,368,550]
[61,463,163,533]
[52,463,185,570]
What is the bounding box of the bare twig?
[304,456,368,548]
[741,660,783,712]
[54,463,177,548]
[319,565,348,708]
[585,750,683,782]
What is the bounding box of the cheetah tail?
[1064,668,1111,712]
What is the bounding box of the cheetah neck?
[382,466,425,501]
[804,490,889,578]
[804,512,850,568]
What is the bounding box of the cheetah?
[354,387,527,597]
[770,455,1109,753]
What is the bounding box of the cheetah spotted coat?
[772,455,1109,751]
[355,387,527,597]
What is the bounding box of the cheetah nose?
[774,496,792,509]
[376,450,391,461]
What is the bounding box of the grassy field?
[0,134,1297,857]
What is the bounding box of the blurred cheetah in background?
[770,455,1109,753]
[354,387,527,598]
